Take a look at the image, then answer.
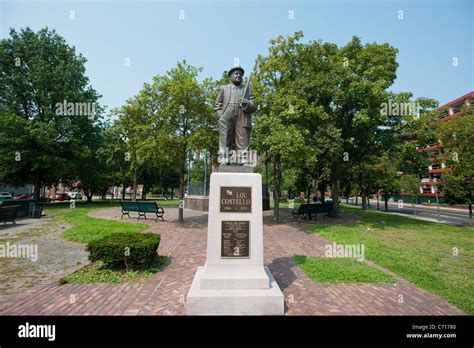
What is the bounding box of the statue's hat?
[228,66,244,77]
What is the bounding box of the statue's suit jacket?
[214,83,256,128]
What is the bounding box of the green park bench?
[120,201,165,222]
[291,203,333,220]
[0,205,20,224]
[137,201,165,222]
[120,201,140,219]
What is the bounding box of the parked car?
[67,192,82,200]
[0,192,13,201]
[13,193,33,200]
[51,193,71,201]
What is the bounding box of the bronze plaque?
[220,186,252,213]
[221,221,250,258]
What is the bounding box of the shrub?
[86,233,161,271]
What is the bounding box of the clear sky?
[1,0,473,113]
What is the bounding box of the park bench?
[120,201,165,222]
[0,205,20,224]
[291,203,334,220]
[137,201,165,222]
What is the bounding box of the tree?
[436,105,474,222]
[398,173,420,215]
[0,27,102,199]
[113,60,216,222]
[253,32,310,223]
[253,33,402,219]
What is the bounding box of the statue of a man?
[215,66,256,165]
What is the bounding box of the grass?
[43,199,179,243]
[294,255,395,284]
[57,205,149,243]
[59,257,168,284]
[309,205,474,314]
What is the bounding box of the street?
[345,199,472,227]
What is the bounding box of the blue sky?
[1,0,473,113]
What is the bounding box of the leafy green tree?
[253,32,310,222]
[436,105,474,221]
[113,60,216,222]
[0,27,102,199]
[398,173,421,215]
[253,33,401,218]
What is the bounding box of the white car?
[67,192,82,200]
[0,192,13,200]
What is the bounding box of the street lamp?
[435,189,441,221]
[187,152,191,196]
[204,151,208,196]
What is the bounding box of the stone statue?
[215,66,256,165]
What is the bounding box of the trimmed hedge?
[86,233,161,271]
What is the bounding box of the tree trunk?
[377,193,380,210]
[33,170,42,200]
[356,196,358,205]
[384,193,389,212]
[361,192,367,210]
[306,186,311,204]
[86,191,93,204]
[346,197,349,204]
[469,202,472,225]
[273,155,281,223]
[311,175,319,200]
[330,170,339,217]
[122,185,126,200]
[367,196,370,208]
[141,184,147,200]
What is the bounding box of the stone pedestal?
[186,171,284,315]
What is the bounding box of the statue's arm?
[214,86,224,118]
[244,92,256,113]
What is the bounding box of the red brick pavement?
[0,208,465,315]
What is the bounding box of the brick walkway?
[0,208,465,315]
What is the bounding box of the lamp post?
[435,189,441,221]
[187,152,191,196]
[204,151,208,196]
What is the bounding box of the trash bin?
[29,202,44,218]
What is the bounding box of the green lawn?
[43,199,181,243]
[310,205,474,314]
[294,256,395,284]
[59,206,148,243]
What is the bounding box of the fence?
[187,182,209,196]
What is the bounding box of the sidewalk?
[0,207,465,316]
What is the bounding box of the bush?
[86,233,161,271]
